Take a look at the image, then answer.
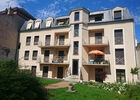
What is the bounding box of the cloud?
[133,14,140,25]
[0,0,36,11]
[37,9,61,19]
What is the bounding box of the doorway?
[43,66,49,77]
[57,67,63,78]
[95,68,103,82]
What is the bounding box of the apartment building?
[136,43,140,80]
[0,7,35,61]
[19,7,137,83]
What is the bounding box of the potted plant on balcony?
[103,60,109,64]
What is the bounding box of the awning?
[88,50,104,55]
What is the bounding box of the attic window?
[26,21,33,30]
[46,20,52,27]
[35,19,42,29]
[114,10,122,21]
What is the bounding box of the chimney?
[7,7,12,15]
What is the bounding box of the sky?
[0,0,140,42]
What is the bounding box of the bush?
[124,83,140,100]
[0,60,48,100]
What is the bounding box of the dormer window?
[114,10,122,21]
[75,12,79,21]
[46,17,53,28]
[89,14,103,22]
[95,14,103,22]
[26,20,33,30]
[35,19,42,29]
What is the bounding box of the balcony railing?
[52,56,67,63]
[34,42,38,45]
[73,48,78,55]
[32,56,37,60]
[44,56,49,63]
[59,40,64,45]
[45,41,50,46]
[26,42,30,46]
[24,56,29,60]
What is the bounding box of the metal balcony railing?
[24,56,29,60]
[45,41,50,46]
[26,42,30,46]
[44,56,49,63]
[73,48,78,55]
[52,56,67,63]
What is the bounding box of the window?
[44,50,50,63]
[74,24,79,37]
[59,35,65,45]
[95,33,102,44]
[115,49,125,65]
[32,50,38,60]
[26,22,33,30]
[46,20,52,27]
[73,41,79,55]
[45,35,51,46]
[115,29,123,45]
[114,10,122,21]
[31,66,36,75]
[95,14,103,22]
[34,36,39,45]
[24,51,29,60]
[72,59,79,75]
[116,69,126,82]
[75,12,79,21]
[26,36,31,46]
[35,19,42,29]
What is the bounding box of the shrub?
[0,60,48,100]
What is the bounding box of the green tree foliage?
[0,60,48,100]
[131,67,139,83]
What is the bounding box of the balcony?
[83,58,110,67]
[83,37,108,48]
[38,41,70,49]
[56,18,69,26]
[40,56,69,66]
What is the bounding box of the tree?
[131,67,139,83]
[0,60,48,100]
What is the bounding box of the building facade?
[19,7,137,83]
[136,43,140,80]
[0,7,35,61]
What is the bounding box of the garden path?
[45,81,70,89]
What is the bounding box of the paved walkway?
[45,81,69,89]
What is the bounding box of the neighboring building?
[136,43,140,80]
[0,7,35,61]
[19,7,137,83]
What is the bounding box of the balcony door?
[45,35,51,46]
[44,50,50,63]
[43,66,49,77]
[95,33,102,44]
[58,51,64,63]
[59,35,65,45]
[57,67,63,78]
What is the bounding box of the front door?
[43,66,49,77]
[57,67,63,78]
[95,68,103,82]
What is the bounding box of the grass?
[38,78,61,85]
[49,83,124,100]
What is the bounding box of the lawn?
[38,78,61,85]
[49,83,124,100]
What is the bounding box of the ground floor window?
[116,69,126,82]
[72,59,79,75]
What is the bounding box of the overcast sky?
[0,0,140,42]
